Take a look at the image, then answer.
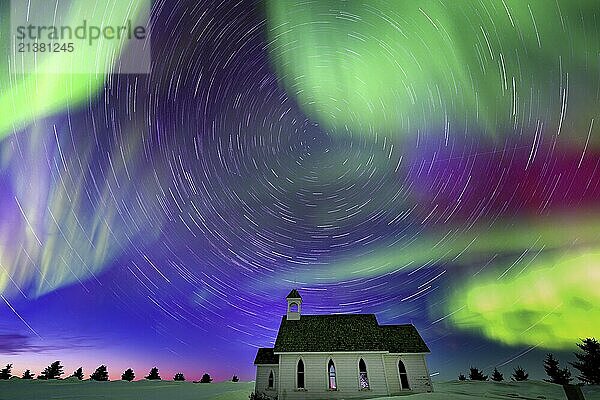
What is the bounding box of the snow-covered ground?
[401,380,599,400]
[0,379,598,400]
[0,379,254,400]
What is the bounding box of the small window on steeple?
[286,290,302,320]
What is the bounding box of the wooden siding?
[383,353,432,394]
[277,353,389,400]
[255,365,278,397]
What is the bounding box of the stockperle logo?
[10,0,151,74]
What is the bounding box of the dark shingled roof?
[254,348,279,365]
[272,314,429,354]
[286,289,302,299]
[379,325,431,353]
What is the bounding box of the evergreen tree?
[249,393,271,400]
[173,373,185,381]
[0,364,12,380]
[458,373,466,381]
[491,368,504,382]
[570,337,600,384]
[38,361,64,380]
[469,367,488,381]
[200,373,212,383]
[121,368,135,381]
[72,367,84,380]
[145,367,161,380]
[232,375,239,382]
[90,365,109,381]
[544,354,572,385]
[512,366,529,381]
[22,370,34,380]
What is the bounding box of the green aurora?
[0,122,167,298]
[0,0,598,363]
[448,251,600,349]
[265,0,600,350]
[266,0,600,142]
[294,213,600,349]
[0,0,147,138]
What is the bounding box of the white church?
[253,290,433,399]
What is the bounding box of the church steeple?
[286,289,302,320]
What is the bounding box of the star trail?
[0,0,599,382]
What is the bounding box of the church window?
[328,359,337,390]
[297,359,304,389]
[399,360,410,389]
[359,358,370,389]
[268,370,274,389]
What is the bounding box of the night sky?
[1,0,600,382]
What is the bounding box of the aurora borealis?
[1,0,600,382]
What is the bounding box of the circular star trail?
[1,0,600,381]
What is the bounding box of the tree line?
[458,338,600,385]
[0,361,240,383]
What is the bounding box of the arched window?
[359,358,370,389]
[297,359,304,389]
[268,370,274,389]
[289,302,298,312]
[398,360,410,390]
[328,359,337,390]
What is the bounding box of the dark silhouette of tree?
[71,367,84,380]
[570,337,600,384]
[232,375,239,382]
[0,364,12,380]
[22,370,34,380]
[458,373,466,381]
[38,361,64,380]
[544,353,572,385]
[90,365,109,381]
[200,373,212,383]
[249,393,272,400]
[121,368,135,381]
[145,367,161,380]
[173,373,185,381]
[469,367,488,381]
[512,366,529,381]
[491,368,504,382]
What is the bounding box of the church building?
[253,289,433,399]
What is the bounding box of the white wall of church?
[255,365,278,397]
[277,353,389,400]
[383,353,432,394]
